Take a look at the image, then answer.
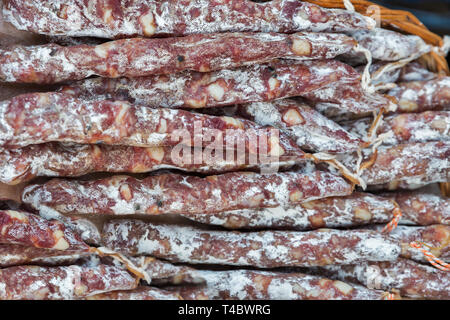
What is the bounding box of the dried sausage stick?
[0,265,137,300]
[304,80,397,115]
[0,32,356,84]
[0,143,300,185]
[88,255,206,285]
[369,180,444,191]
[366,224,450,263]
[21,171,353,215]
[387,77,450,113]
[341,142,450,187]
[0,209,150,278]
[0,208,141,278]
[169,269,389,300]
[133,257,206,285]
[0,244,88,268]
[356,61,437,89]
[398,62,438,82]
[102,220,401,267]
[308,258,449,299]
[342,111,450,146]
[36,205,102,246]
[184,192,398,230]
[356,62,401,87]
[0,209,145,277]
[389,225,450,263]
[312,103,366,122]
[348,29,430,62]
[0,209,89,251]
[369,60,438,92]
[86,287,182,300]
[3,0,374,38]
[0,93,303,159]
[237,99,362,153]
[382,192,450,226]
[61,60,361,110]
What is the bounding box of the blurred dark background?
[373,0,450,36]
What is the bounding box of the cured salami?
[388,225,450,263]
[0,93,303,161]
[364,224,449,263]
[356,61,401,87]
[398,61,438,83]
[312,102,358,122]
[357,61,438,89]
[3,0,374,38]
[0,265,137,300]
[237,99,362,153]
[0,32,356,84]
[36,205,102,246]
[0,244,87,268]
[133,257,205,285]
[372,180,445,191]
[102,220,401,267]
[184,192,398,230]
[384,192,450,226]
[343,111,450,146]
[304,79,396,115]
[86,287,182,300]
[342,141,450,187]
[0,209,89,251]
[168,269,389,300]
[0,142,300,185]
[0,207,144,279]
[348,28,430,62]
[21,171,353,215]
[387,77,450,112]
[308,258,449,299]
[61,60,361,110]
[86,255,206,285]
[0,209,144,277]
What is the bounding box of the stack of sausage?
[0,0,448,300]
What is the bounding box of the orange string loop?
[381,206,402,233]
